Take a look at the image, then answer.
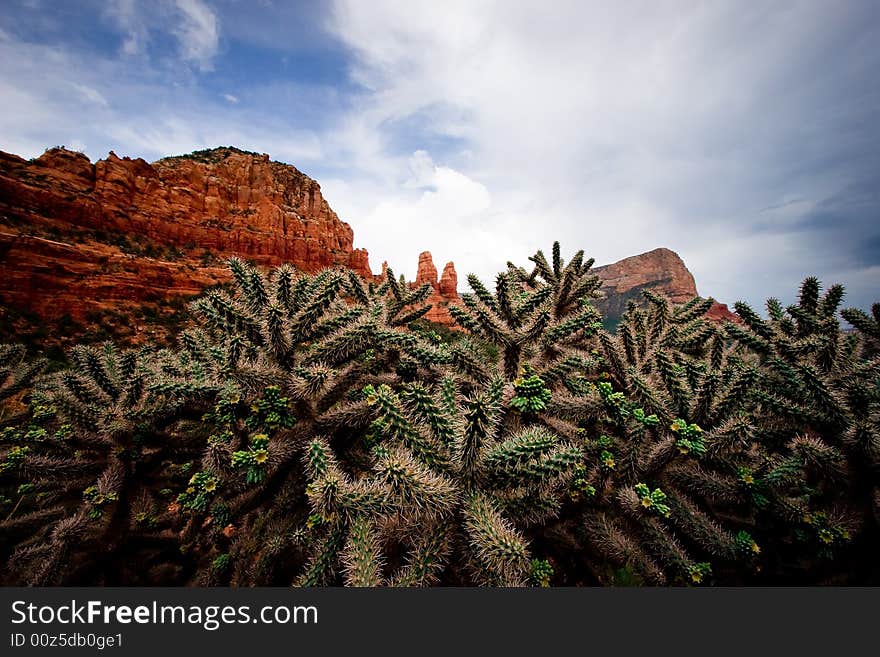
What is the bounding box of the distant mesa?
[591,247,739,327]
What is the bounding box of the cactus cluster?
[0,244,877,586]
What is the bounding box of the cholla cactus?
[296,380,581,586]
[0,344,44,394]
[722,278,879,574]
[164,259,453,585]
[841,303,880,357]
[0,245,877,586]
[0,342,217,584]
[289,247,609,585]
[448,243,603,380]
[555,274,877,585]
[0,345,46,424]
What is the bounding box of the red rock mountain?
[592,248,737,324]
[0,146,734,345]
[0,146,379,342]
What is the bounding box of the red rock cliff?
[593,248,698,304]
[439,262,458,297]
[0,147,375,339]
[592,247,738,323]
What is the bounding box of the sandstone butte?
[0,146,735,344]
[591,248,738,324]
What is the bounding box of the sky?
[1,0,878,311]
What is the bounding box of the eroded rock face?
[593,248,697,305]
[439,262,458,297]
[706,301,740,323]
[591,247,738,325]
[415,251,439,289]
[408,251,459,326]
[0,147,374,338]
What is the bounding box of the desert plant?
[161,259,455,585]
[0,344,46,422]
[0,245,877,586]
[0,341,219,584]
[295,378,581,586]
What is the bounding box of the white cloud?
[343,151,492,279]
[0,29,321,165]
[172,0,220,70]
[103,0,220,69]
[71,83,109,107]
[105,0,147,56]
[323,0,880,310]
[223,93,238,103]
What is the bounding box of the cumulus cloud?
[324,0,880,309]
[341,151,493,278]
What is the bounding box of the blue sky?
[1,0,878,312]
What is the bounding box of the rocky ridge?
[592,248,738,326]
[0,146,735,346]
[0,146,375,342]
